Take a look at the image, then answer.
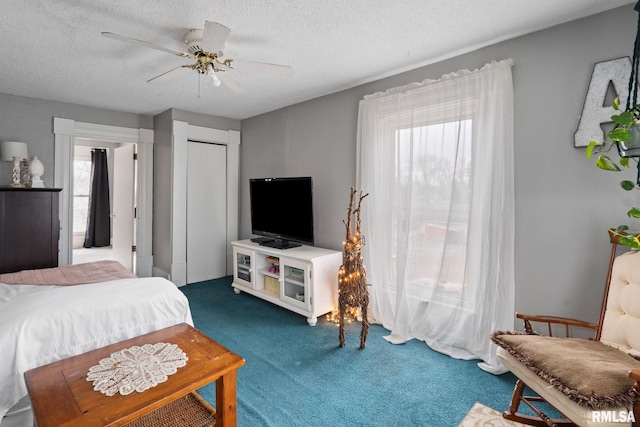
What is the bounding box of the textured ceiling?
[0,0,634,120]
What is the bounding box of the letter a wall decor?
[574,57,633,148]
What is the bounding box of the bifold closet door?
[187,141,227,283]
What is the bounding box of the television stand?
[231,240,341,326]
[259,239,301,249]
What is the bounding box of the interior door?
[187,141,227,283]
[112,144,136,271]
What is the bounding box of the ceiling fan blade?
[101,32,192,58]
[230,59,293,76]
[201,21,231,53]
[147,66,193,85]
[217,72,247,93]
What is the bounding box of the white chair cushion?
[600,250,640,358]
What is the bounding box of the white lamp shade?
[0,141,28,162]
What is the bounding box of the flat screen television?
[249,177,314,249]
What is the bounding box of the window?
[356,60,514,369]
[390,119,472,302]
[73,159,91,234]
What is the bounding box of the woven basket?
[123,392,215,427]
[265,276,280,295]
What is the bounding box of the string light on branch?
[338,187,370,349]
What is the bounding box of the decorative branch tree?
[338,187,370,349]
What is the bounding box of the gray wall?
[152,109,173,276]
[239,4,637,323]
[170,108,241,131]
[0,5,634,325]
[0,92,151,187]
[0,95,240,279]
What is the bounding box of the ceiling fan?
[101,21,293,93]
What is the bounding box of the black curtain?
[84,149,111,248]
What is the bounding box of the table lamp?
[0,141,28,187]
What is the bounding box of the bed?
[0,261,193,421]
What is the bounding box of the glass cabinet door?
[234,249,253,287]
[280,259,311,310]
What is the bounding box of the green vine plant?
[586,96,640,248]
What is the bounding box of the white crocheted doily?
[86,342,188,396]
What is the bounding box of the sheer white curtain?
[356,59,514,372]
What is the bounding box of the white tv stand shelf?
[231,239,342,326]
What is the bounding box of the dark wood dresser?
[0,188,61,274]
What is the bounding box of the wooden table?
[24,323,245,427]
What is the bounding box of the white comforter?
[0,277,193,419]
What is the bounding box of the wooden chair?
[493,230,640,427]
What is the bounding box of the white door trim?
[171,120,239,286]
[53,118,154,276]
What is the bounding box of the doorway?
[72,144,112,264]
[71,142,137,271]
[53,118,154,276]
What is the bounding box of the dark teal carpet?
[180,277,518,426]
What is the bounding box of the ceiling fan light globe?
[210,73,222,87]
